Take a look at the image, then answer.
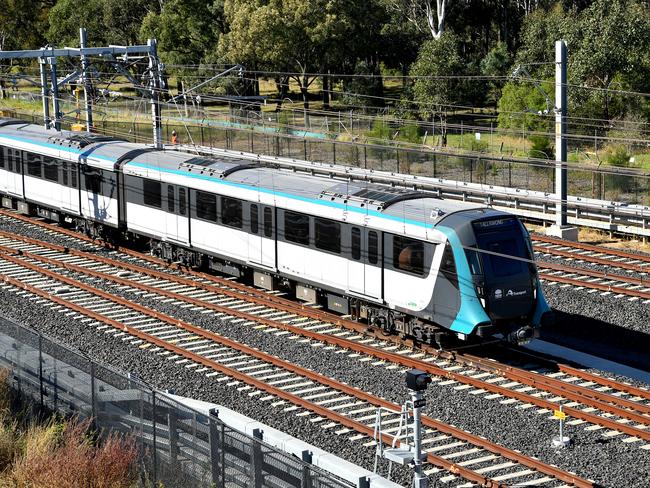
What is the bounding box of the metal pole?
[39,54,50,129]
[79,28,93,132]
[49,57,60,131]
[555,40,568,227]
[411,390,427,488]
[148,38,163,149]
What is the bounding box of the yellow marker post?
[552,405,571,448]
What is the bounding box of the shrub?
[470,139,489,153]
[606,145,631,167]
[10,419,138,488]
[529,135,553,159]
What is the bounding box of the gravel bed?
[1,217,650,485]
[541,281,650,370]
[15,268,649,488]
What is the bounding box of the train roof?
[0,118,504,229]
[124,150,490,227]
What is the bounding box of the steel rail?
[536,246,648,274]
[5,241,650,421]
[539,271,650,301]
[1,243,649,444]
[532,234,650,265]
[0,255,596,488]
[0,214,647,420]
[538,261,649,288]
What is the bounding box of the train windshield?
[472,218,531,278]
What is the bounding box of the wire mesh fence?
[0,316,355,488]
[4,108,650,206]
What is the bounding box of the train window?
[62,162,68,186]
[143,179,162,208]
[250,204,259,234]
[315,218,340,254]
[178,188,187,216]
[441,242,459,289]
[70,166,77,188]
[0,147,5,169]
[11,150,21,173]
[368,231,378,264]
[26,153,42,178]
[43,158,58,182]
[393,235,424,275]
[264,207,273,237]
[196,191,217,222]
[84,169,101,194]
[284,211,309,245]
[221,197,243,229]
[351,227,361,260]
[167,186,175,213]
[465,248,482,275]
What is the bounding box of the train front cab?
[438,211,552,342]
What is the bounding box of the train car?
[120,151,552,343]
[0,119,553,344]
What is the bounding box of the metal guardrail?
[181,144,650,240]
[0,316,354,488]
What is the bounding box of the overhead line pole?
[549,40,577,241]
[79,28,94,132]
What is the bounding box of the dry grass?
[0,369,139,488]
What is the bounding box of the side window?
[250,204,259,234]
[351,227,361,261]
[26,153,42,177]
[143,179,162,208]
[441,241,459,289]
[264,207,273,238]
[314,218,341,254]
[84,168,101,193]
[178,188,187,216]
[196,191,217,222]
[0,147,5,169]
[70,165,77,188]
[221,197,242,228]
[11,149,21,174]
[167,185,175,213]
[62,162,68,186]
[393,235,425,275]
[43,157,58,182]
[284,211,309,245]
[368,231,378,265]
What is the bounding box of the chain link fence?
[0,316,354,488]
[4,108,650,206]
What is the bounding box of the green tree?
[47,0,106,46]
[220,0,385,113]
[409,33,464,145]
[497,80,552,132]
[103,0,156,46]
[141,0,225,69]
[480,42,512,105]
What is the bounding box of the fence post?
[301,451,313,488]
[332,143,336,163]
[168,404,178,465]
[364,145,367,169]
[208,408,222,486]
[38,334,43,409]
[251,428,264,488]
[304,139,307,160]
[151,390,157,486]
[90,361,96,423]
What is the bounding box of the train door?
[8,149,23,197]
[165,184,189,245]
[248,203,275,270]
[60,161,77,212]
[348,227,382,299]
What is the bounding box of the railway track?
[0,215,648,451]
[0,246,594,488]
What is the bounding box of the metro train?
[0,118,553,345]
